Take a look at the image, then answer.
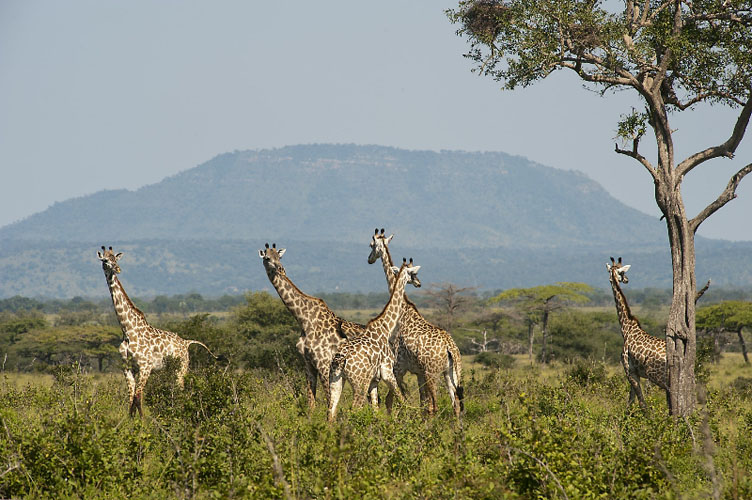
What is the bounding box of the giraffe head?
[368,227,394,264]
[390,257,421,288]
[97,245,123,276]
[607,256,631,284]
[259,243,287,277]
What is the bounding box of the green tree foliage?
[11,325,120,371]
[230,291,302,370]
[697,301,752,363]
[490,282,594,363]
[547,310,623,363]
[449,0,752,416]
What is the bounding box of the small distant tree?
[490,283,593,363]
[449,0,752,416]
[465,328,500,353]
[696,301,752,364]
[424,283,477,331]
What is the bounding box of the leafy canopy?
[449,0,752,151]
[697,301,752,331]
[449,0,752,103]
[490,282,594,311]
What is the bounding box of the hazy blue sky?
[1,1,750,240]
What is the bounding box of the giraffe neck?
[378,244,397,292]
[267,268,317,322]
[609,271,638,340]
[368,268,408,343]
[105,272,148,340]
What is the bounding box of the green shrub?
[474,351,515,370]
[566,358,607,386]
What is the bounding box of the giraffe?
[368,228,464,417]
[607,256,668,409]
[259,243,368,409]
[327,258,420,422]
[97,246,216,417]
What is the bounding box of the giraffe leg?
[119,341,136,409]
[424,376,439,416]
[327,361,344,422]
[132,364,152,418]
[125,370,136,406]
[386,367,408,413]
[351,383,369,409]
[176,353,189,389]
[379,365,404,414]
[304,359,318,409]
[315,357,333,406]
[632,376,647,409]
[368,379,380,409]
[415,372,428,411]
[623,358,646,409]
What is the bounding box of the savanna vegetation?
[2,287,752,497]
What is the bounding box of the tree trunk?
[663,193,697,417]
[527,321,534,363]
[738,327,750,364]
[713,330,721,363]
[540,310,550,364]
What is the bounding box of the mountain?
[1,144,750,298]
[0,144,667,248]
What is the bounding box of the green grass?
[1,357,751,499]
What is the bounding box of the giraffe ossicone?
[98,246,216,417]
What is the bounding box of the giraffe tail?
[187,340,218,359]
[448,349,464,413]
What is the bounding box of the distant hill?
[1,144,750,298]
[0,144,667,248]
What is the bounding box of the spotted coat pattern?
[259,244,366,409]
[368,230,464,417]
[98,247,215,417]
[327,261,418,422]
[608,258,668,409]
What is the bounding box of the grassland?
[1,352,751,499]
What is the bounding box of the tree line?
[1,285,750,375]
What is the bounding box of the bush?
[566,358,607,386]
[474,351,515,370]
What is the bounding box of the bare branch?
[690,162,752,232]
[615,143,658,181]
[695,279,711,304]
[648,1,677,24]
[678,91,752,177]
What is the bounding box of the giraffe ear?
[115,252,123,260]
[620,264,631,273]
[390,266,400,275]
[606,262,612,271]
[97,251,104,260]
[277,248,286,258]
[385,234,394,244]
[258,249,265,259]
[409,265,420,273]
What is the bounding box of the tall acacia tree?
[449,0,752,416]
[490,282,593,363]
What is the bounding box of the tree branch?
[690,162,752,232]
[695,279,711,304]
[615,143,659,181]
[678,91,752,177]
